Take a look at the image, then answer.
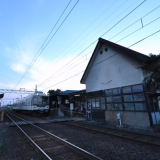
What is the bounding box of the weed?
[0,142,3,149]
[35,155,42,160]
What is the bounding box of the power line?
[39,50,93,85]
[45,0,119,64]
[41,53,118,91]
[37,0,146,87]
[40,13,160,87]
[13,0,79,90]
[100,0,146,38]
[129,29,160,48]
[109,5,160,41]
[41,27,160,91]
[52,0,133,66]
[37,0,126,86]
[116,16,160,43]
[71,0,139,52]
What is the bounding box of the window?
[105,89,112,96]
[133,94,145,101]
[58,101,61,104]
[107,103,123,110]
[123,86,132,93]
[91,99,95,108]
[135,103,146,110]
[105,84,146,111]
[113,88,121,95]
[124,103,134,110]
[106,96,112,102]
[107,104,114,110]
[114,103,123,110]
[113,96,121,102]
[124,95,133,102]
[65,99,69,104]
[87,97,102,109]
[95,98,100,109]
[132,85,143,92]
[100,97,105,109]
[88,99,92,109]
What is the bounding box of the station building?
[49,90,86,117]
[80,38,160,129]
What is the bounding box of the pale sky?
[0,0,160,105]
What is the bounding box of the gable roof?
[80,38,148,84]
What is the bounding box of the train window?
[42,96,48,103]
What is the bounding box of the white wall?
[85,44,144,92]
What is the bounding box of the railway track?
[5,112,103,160]
[63,121,160,149]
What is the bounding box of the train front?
[32,91,49,115]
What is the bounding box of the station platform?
[6,116,87,126]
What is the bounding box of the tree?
[47,89,62,95]
[141,53,160,90]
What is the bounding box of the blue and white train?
[12,91,49,115]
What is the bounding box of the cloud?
[3,35,88,94]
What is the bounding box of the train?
[12,91,49,115]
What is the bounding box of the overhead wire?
[69,0,138,53]
[41,28,160,91]
[39,50,93,85]
[109,5,160,41]
[100,0,146,38]
[56,1,160,77]
[116,16,160,43]
[50,0,132,66]
[128,29,160,48]
[38,0,146,87]
[41,53,118,91]
[37,0,125,85]
[46,0,119,63]
[13,0,79,90]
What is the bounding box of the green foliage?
[0,142,3,149]
[141,53,160,88]
[35,155,42,160]
[47,89,62,95]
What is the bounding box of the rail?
[64,121,160,149]
[5,111,103,160]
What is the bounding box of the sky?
[0,0,160,105]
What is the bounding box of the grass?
[0,142,3,149]
[35,155,42,160]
